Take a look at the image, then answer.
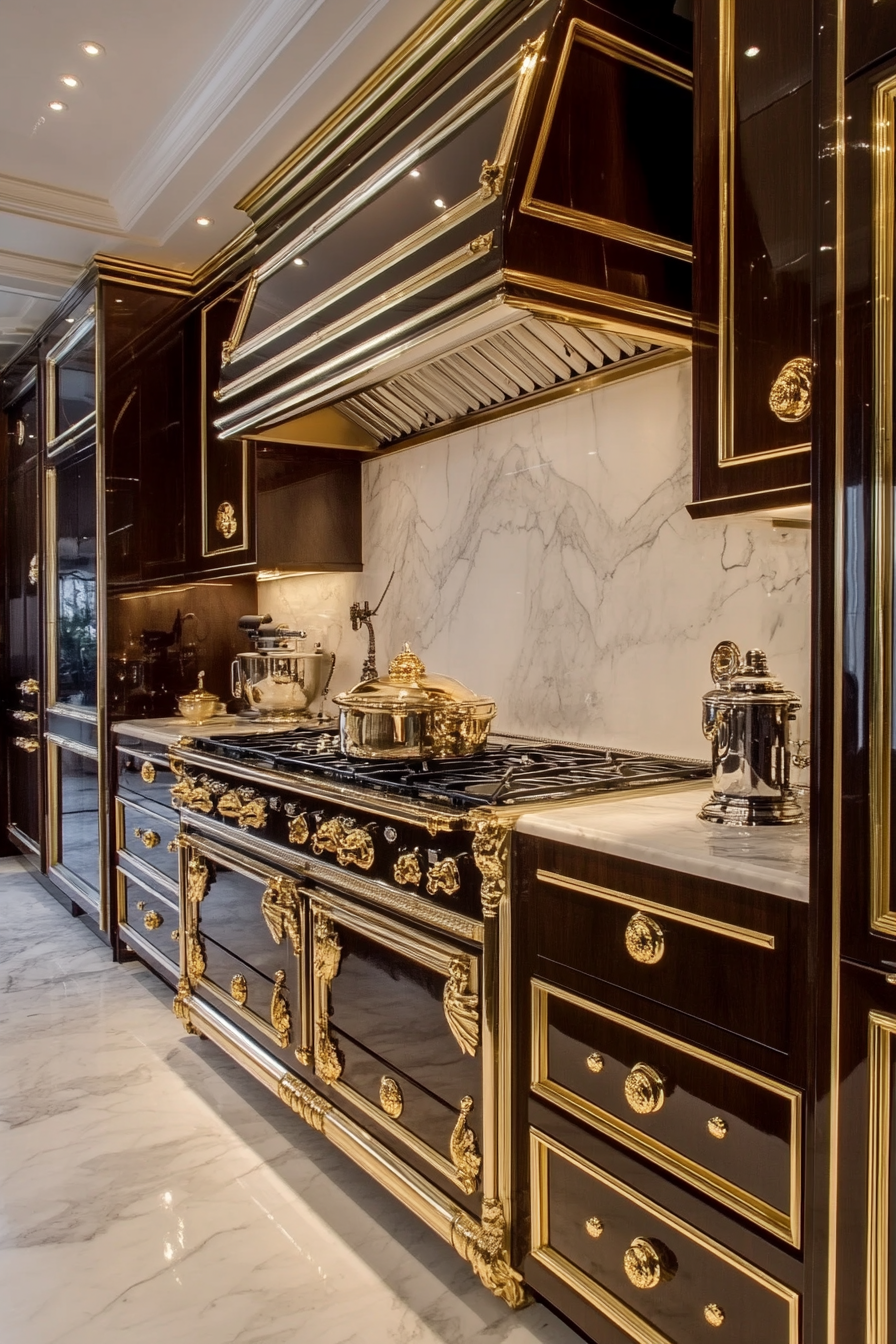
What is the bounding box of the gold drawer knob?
[13,736,40,753]
[143,910,163,930]
[586,1052,604,1074]
[230,974,248,1005]
[134,827,160,849]
[704,1303,726,1328]
[379,1075,404,1118]
[12,710,38,722]
[584,1217,604,1239]
[17,678,39,695]
[623,1236,677,1289]
[624,1063,666,1115]
[707,1116,728,1140]
[141,761,156,783]
[170,929,180,942]
[624,911,665,964]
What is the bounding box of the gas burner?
[192,728,710,812]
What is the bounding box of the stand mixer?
[231,615,335,722]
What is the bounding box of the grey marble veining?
[266,358,811,760]
[0,866,577,1344]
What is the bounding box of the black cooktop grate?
[190,727,710,811]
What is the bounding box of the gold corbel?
[443,956,479,1056]
[450,1199,527,1308]
[261,875,303,955]
[471,817,510,917]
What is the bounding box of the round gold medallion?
[624,911,665,965]
[586,1052,604,1074]
[230,974,248,1005]
[379,1075,404,1118]
[622,1237,676,1290]
[140,760,156,783]
[215,501,238,540]
[624,1063,666,1115]
[704,1303,726,1328]
[768,356,813,423]
[584,1217,604,1239]
[143,910,163,931]
[707,1115,729,1140]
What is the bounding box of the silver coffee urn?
[699,640,805,825]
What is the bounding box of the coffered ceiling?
[0,0,427,364]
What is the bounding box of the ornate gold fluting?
[443,956,479,1056]
[17,678,39,695]
[134,826,160,848]
[28,553,38,586]
[622,1236,677,1289]
[624,1064,666,1116]
[624,911,665,964]
[312,816,375,870]
[287,813,310,846]
[707,1116,729,1140]
[314,914,343,1085]
[586,1052,605,1074]
[170,773,214,813]
[270,969,291,1047]
[261,876,303,955]
[12,736,39,753]
[426,857,461,897]
[585,1217,604,1239]
[186,931,207,981]
[768,357,813,423]
[379,1076,404,1118]
[393,852,422,886]
[230,974,248,1004]
[277,1074,332,1131]
[215,501,238,539]
[172,977,199,1035]
[471,817,510,917]
[186,854,210,904]
[140,761,156,783]
[704,1304,726,1328]
[449,1095,482,1195]
[143,910,163,931]
[450,1199,527,1308]
[217,789,268,830]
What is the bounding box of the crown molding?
[112,0,335,232]
[0,173,123,235]
[0,249,82,297]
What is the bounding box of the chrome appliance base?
[699,792,805,826]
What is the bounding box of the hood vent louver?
[213,0,693,452]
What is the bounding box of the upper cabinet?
[46,313,96,457]
[689,0,812,518]
[846,0,896,80]
[208,0,693,454]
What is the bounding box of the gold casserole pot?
[334,643,496,760]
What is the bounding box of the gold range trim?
[536,868,776,948]
[870,73,896,937]
[199,292,250,559]
[529,1129,800,1344]
[309,892,480,1193]
[866,1009,896,1343]
[503,271,692,342]
[239,0,539,223]
[173,986,526,1306]
[531,980,802,1247]
[520,19,692,263]
[717,1,810,467]
[182,812,483,944]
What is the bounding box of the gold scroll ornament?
[215,501,238,539]
[449,1095,482,1194]
[379,1076,404,1118]
[443,957,479,1056]
[217,789,267,830]
[312,816,375,870]
[313,914,344,1085]
[426,857,461,897]
[270,970,291,1048]
[261,876,303,955]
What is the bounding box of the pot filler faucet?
[349,570,395,682]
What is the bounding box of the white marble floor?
[0,861,579,1344]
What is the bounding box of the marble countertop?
[517,783,810,903]
[112,715,315,748]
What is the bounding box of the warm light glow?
[745,45,760,57]
[293,257,306,266]
[60,75,80,88]
[48,100,67,112]
[65,317,75,324]
[409,169,420,178]
[80,41,104,56]
[433,198,447,209]
[196,216,213,226]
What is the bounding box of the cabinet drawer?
[116,743,179,818]
[530,1130,799,1344]
[534,861,792,1052]
[532,982,801,1245]
[117,872,180,969]
[332,1033,483,1205]
[199,939,302,1061]
[117,800,180,885]
[194,854,305,981]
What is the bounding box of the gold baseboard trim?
[177,989,527,1307]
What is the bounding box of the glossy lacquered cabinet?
[4,428,42,857]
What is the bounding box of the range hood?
[213,0,693,451]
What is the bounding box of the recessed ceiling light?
[409,169,420,178]
[80,41,104,56]
[65,317,75,324]
[48,100,67,112]
[61,75,80,89]
[433,198,447,209]
[293,257,306,266]
[745,45,760,57]
[196,216,213,227]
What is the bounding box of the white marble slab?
[112,716,325,748]
[517,784,810,902]
[264,357,812,760]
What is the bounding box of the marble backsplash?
[262,357,811,761]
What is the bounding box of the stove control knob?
[268,795,282,812]
[384,826,398,844]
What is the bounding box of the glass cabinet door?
[47,739,101,907]
[49,453,97,710]
[47,315,95,452]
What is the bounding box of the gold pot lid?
[334,643,496,713]
[178,671,220,708]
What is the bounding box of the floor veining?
[0,862,578,1344]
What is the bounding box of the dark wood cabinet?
[689,0,813,518]
[846,0,896,79]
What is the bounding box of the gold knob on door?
[624,1063,666,1115]
[622,1237,677,1289]
[707,1116,728,1140]
[17,679,39,695]
[586,1052,604,1074]
[140,761,156,783]
[624,911,665,964]
[704,1304,725,1327]
[143,911,163,930]
[13,736,39,752]
[134,827,160,848]
[584,1217,604,1239]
